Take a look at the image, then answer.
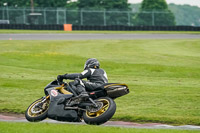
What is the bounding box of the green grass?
[0,39,200,125]
[0,122,199,133]
[0,29,200,34]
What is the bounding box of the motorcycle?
[25,79,129,125]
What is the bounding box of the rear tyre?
[83,97,116,125]
[25,97,49,122]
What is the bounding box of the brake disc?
[31,103,43,114]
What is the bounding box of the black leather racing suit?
[63,68,108,92]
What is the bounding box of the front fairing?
[44,80,60,89]
[44,80,60,95]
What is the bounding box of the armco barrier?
[0,24,200,31]
[0,24,63,30]
[75,25,200,31]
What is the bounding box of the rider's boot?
[76,85,89,101]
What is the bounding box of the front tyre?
[25,97,49,122]
[83,97,116,125]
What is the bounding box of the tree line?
[0,0,176,26]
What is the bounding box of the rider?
[57,58,108,100]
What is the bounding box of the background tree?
[77,0,131,25]
[77,0,130,10]
[0,0,130,26]
[0,0,73,7]
[0,0,29,7]
[135,0,175,26]
[169,4,200,26]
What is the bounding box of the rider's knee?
[74,78,85,87]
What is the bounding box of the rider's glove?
[57,74,68,84]
[57,75,64,84]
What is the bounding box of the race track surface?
[0,33,200,40]
[0,114,200,130]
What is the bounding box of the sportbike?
[25,79,129,125]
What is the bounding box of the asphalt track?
[0,114,200,130]
[0,33,200,40]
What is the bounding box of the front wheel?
[83,97,116,125]
[25,97,49,122]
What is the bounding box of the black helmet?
[84,58,100,70]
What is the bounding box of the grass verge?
[0,122,199,133]
[0,29,200,34]
[0,39,200,125]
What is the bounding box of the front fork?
[45,95,50,100]
[40,95,50,103]
[37,96,50,109]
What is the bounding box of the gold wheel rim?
[27,98,49,117]
[86,99,110,118]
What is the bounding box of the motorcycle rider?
[57,58,108,100]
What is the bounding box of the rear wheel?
[83,97,116,125]
[25,97,49,122]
